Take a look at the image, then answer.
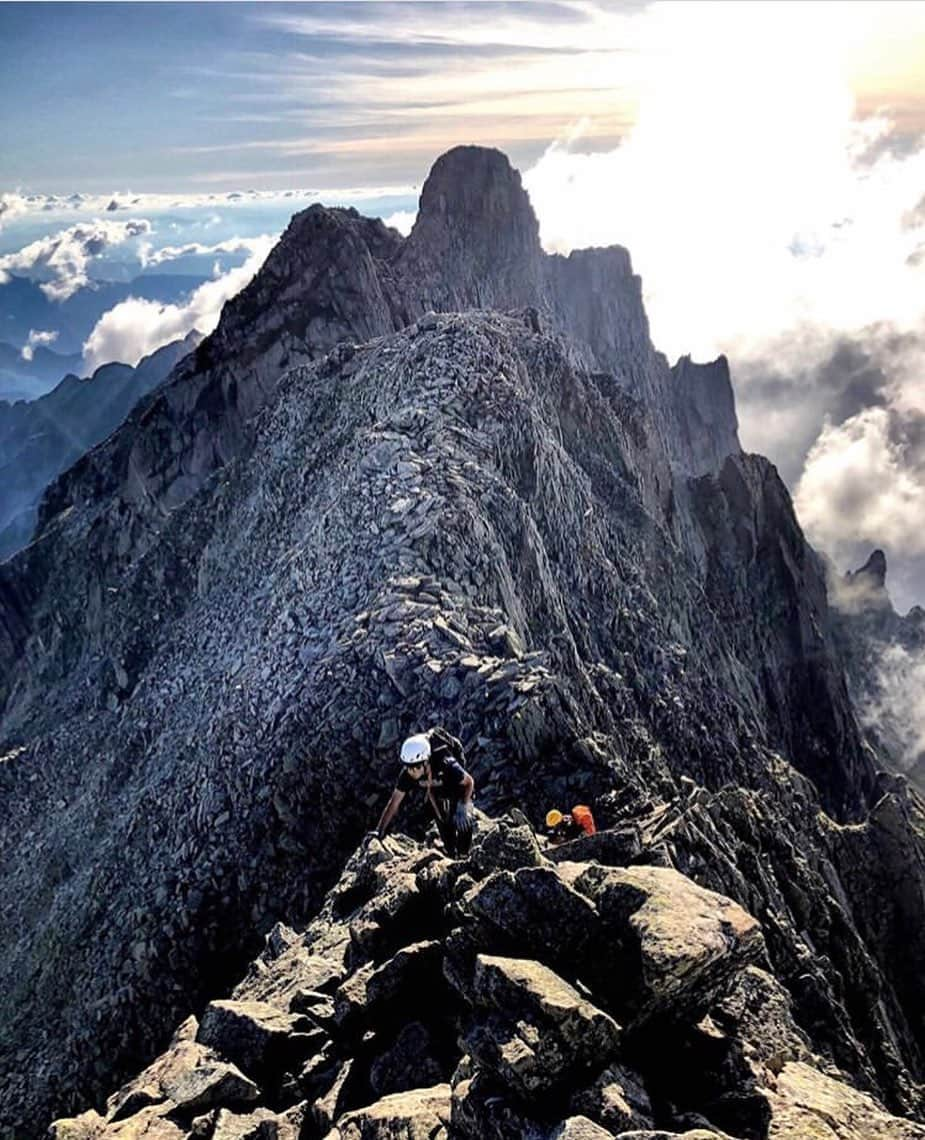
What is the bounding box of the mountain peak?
[409,145,541,263]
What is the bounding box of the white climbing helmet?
[399,734,431,767]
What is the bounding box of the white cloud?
[259,2,633,53]
[0,184,415,225]
[795,408,925,566]
[0,218,153,300]
[383,210,416,236]
[20,328,59,362]
[859,642,925,773]
[138,235,269,268]
[0,192,29,231]
[523,5,925,364]
[82,234,275,371]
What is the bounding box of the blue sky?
[2,3,344,191]
[1,1,634,193]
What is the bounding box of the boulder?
[546,827,643,869]
[548,1118,616,1138]
[196,999,305,1081]
[326,1083,451,1139]
[209,1106,280,1140]
[468,818,549,877]
[458,866,599,981]
[450,1067,547,1140]
[558,864,762,1026]
[466,955,621,1097]
[612,1132,723,1139]
[766,1062,925,1139]
[313,1059,357,1134]
[103,1106,186,1139]
[712,966,812,1072]
[369,1022,446,1098]
[104,1016,199,1121]
[107,1086,162,1124]
[48,1111,105,1139]
[296,1045,340,1105]
[159,1057,260,1116]
[235,945,346,1009]
[334,940,445,1032]
[570,1064,653,1133]
[96,1015,259,1123]
[345,870,429,964]
[636,1013,769,1140]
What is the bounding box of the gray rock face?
[849,548,888,592]
[466,954,622,1096]
[0,305,912,1137]
[669,356,740,478]
[397,145,547,314]
[690,452,876,814]
[0,147,923,1136]
[195,1000,303,1086]
[556,864,763,1028]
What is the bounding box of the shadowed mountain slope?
[0,340,83,402]
[0,332,200,562]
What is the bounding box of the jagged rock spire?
[849,548,888,590]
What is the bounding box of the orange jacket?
[571,805,596,836]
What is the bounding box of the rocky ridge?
[1,148,924,1134]
[27,146,723,558]
[50,815,925,1140]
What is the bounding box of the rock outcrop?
[1,148,923,1136]
[49,819,925,1140]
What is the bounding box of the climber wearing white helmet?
[374,726,475,856]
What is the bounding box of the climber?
[545,804,596,844]
[374,727,476,857]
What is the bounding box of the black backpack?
[427,725,466,768]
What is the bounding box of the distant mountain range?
[0,330,201,561]
[0,339,84,402]
[0,272,208,384]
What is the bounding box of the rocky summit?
[1,146,924,1137]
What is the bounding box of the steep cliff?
[0,148,922,1137]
